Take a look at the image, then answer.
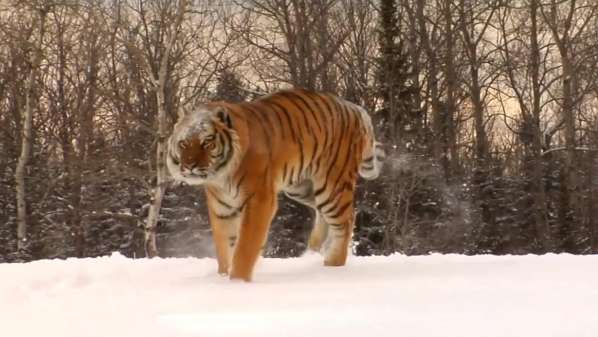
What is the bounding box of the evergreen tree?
[212,68,247,102]
[376,0,420,149]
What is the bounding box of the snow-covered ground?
[2,253,597,337]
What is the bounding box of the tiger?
[166,88,384,281]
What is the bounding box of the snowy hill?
[2,253,598,337]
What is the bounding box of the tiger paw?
[229,272,251,282]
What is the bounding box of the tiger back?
[167,88,384,281]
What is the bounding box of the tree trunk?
[590,151,597,253]
[542,0,579,251]
[15,8,46,253]
[71,15,100,257]
[444,0,459,178]
[469,42,493,246]
[144,86,167,258]
[529,0,551,251]
[15,69,35,252]
[144,0,187,258]
[416,0,443,173]
[560,60,578,251]
[405,1,423,140]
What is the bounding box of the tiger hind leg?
[283,180,329,253]
[307,212,328,252]
[323,211,354,266]
[316,187,355,267]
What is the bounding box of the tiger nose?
[192,167,208,178]
[181,161,207,176]
[182,162,197,172]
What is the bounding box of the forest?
[1,0,598,262]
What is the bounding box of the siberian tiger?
[167,88,384,281]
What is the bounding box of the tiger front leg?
[206,203,239,276]
[230,189,278,281]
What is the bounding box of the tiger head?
[167,104,239,186]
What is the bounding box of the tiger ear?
[215,107,233,129]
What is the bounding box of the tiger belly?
[282,179,316,208]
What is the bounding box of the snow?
[2,253,598,337]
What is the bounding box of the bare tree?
[457,0,501,245]
[440,0,461,178]
[2,0,598,260]
[337,0,378,110]
[541,0,598,250]
[495,0,558,251]
[403,0,425,137]
[12,1,48,253]
[458,0,499,168]
[232,0,348,91]
[127,0,188,257]
[416,0,460,179]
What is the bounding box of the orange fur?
[167,89,383,281]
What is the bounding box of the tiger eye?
[204,141,216,150]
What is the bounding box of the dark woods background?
[2,0,598,262]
